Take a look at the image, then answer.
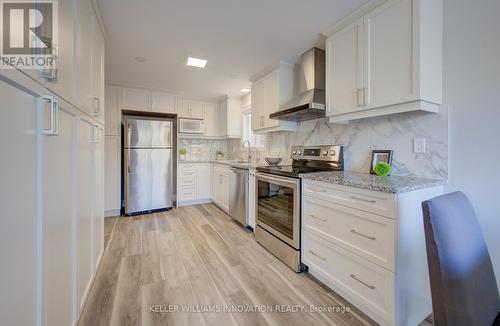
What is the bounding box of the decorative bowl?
[265,157,282,166]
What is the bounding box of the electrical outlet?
[414,138,426,153]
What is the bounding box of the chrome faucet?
[242,140,252,162]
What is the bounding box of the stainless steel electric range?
[255,145,344,272]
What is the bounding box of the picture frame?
[370,150,393,174]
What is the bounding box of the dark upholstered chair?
[422,191,500,326]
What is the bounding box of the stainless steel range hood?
[270,47,326,122]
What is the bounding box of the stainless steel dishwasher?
[229,167,248,226]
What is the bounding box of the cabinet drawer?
[179,163,195,170]
[303,196,395,271]
[214,167,229,177]
[178,176,196,186]
[303,180,395,218]
[303,231,394,324]
[178,185,196,201]
[179,169,196,178]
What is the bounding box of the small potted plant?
[179,148,187,161]
[216,149,224,160]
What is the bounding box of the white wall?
[445,0,500,290]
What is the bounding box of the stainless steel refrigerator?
[123,116,173,215]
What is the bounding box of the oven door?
[255,173,300,249]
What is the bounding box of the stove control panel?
[291,145,343,162]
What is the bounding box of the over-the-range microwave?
[178,118,206,134]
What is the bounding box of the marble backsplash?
[178,138,229,162]
[228,109,449,179]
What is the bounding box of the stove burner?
[256,145,344,178]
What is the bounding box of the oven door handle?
[256,173,299,189]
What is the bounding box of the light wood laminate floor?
[78,204,432,326]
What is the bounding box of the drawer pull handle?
[311,188,328,193]
[350,274,375,290]
[309,250,326,261]
[310,214,327,222]
[350,229,376,240]
[350,196,376,204]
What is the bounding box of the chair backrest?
[422,191,500,326]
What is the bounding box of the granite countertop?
[178,159,266,169]
[300,171,446,194]
[210,160,266,170]
[179,160,211,163]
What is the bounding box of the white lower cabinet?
[302,179,443,326]
[210,164,230,212]
[303,231,395,321]
[93,127,105,270]
[104,136,121,215]
[177,162,211,205]
[303,196,395,270]
[195,163,211,200]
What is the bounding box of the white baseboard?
[177,198,211,207]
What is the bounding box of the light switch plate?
[414,138,426,153]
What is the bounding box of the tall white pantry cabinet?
[0,1,106,326]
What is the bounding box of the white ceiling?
[98,0,368,100]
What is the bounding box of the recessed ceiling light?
[187,56,207,68]
[240,88,250,93]
[135,56,147,63]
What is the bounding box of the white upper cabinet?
[77,0,106,122]
[325,0,443,123]
[90,14,105,124]
[177,98,205,119]
[364,0,414,108]
[77,0,94,117]
[122,88,151,111]
[177,98,190,117]
[326,18,364,116]
[151,91,176,114]
[218,96,241,138]
[189,101,204,119]
[250,64,297,133]
[204,102,220,137]
[21,0,76,105]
